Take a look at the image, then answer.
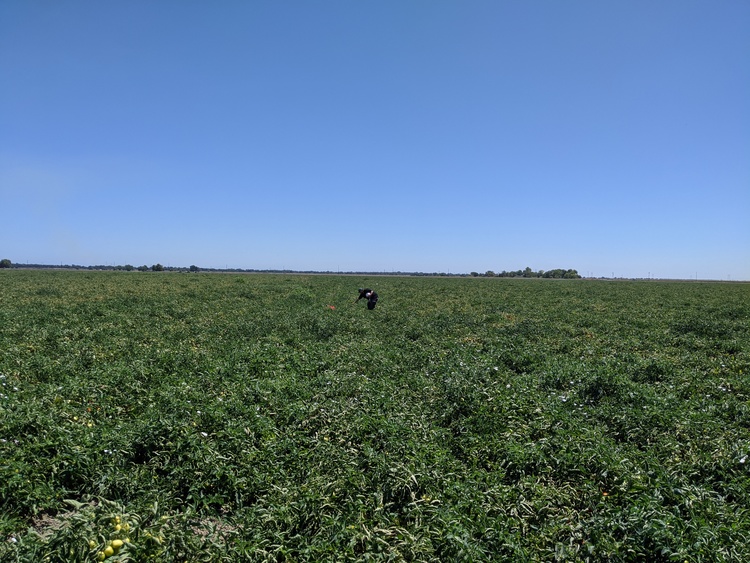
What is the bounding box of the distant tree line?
[0,260,461,276]
[0,258,581,278]
[470,267,581,279]
[0,261,199,273]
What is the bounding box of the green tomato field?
[1,270,749,562]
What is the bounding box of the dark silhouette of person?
[355,288,379,310]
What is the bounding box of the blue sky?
[1,1,748,279]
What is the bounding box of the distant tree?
[124,264,134,271]
[137,265,149,272]
[189,265,200,272]
[152,263,164,272]
[474,266,581,279]
[0,258,11,268]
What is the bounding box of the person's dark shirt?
[357,288,377,301]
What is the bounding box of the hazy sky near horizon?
[2,1,748,279]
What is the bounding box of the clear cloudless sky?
[1,1,748,279]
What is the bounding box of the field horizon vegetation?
[5,258,737,282]
[1,270,748,561]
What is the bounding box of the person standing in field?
[355,288,379,310]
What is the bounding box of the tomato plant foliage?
[1,270,749,561]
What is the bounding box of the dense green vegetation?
[1,271,748,562]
